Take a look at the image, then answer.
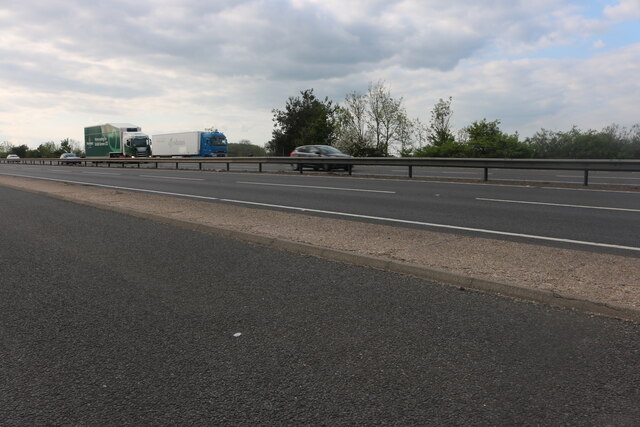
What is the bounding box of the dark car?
[59,153,82,165]
[289,145,352,171]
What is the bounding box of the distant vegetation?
[3,90,640,160]
[0,138,83,159]
[0,138,268,159]
[227,140,267,157]
[267,84,640,159]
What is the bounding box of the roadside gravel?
[1,174,638,320]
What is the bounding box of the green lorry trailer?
[84,123,152,158]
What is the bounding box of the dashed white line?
[237,181,395,194]
[477,197,640,213]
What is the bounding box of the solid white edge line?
[237,181,395,193]
[2,173,219,201]
[477,198,640,213]
[3,172,639,252]
[218,198,640,252]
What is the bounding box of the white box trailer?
[151,131,200,156]
[151,131,228,157]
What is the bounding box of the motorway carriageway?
[1,164,639,255]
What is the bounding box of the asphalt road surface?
[2,164,639,255]
[1,186,639,425]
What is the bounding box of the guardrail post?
[348,164,352,176]
[227,163,230,171]
[155,162,158,169]
[259,163,262,173]
[175,162,178,170]
[199,162,202,171]
[483,167,489,181]
[408,165,413,178]
[584,170,589,186]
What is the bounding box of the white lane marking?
[140,175,204,181]
[390,170,477,175]
[439,171,479,175]
[83,171,122,176]
[2,173,218,200]
[3,172,639,252]
[557,174,640,181]
[237,181,395,194]
[477,197,640,213]
[218,198,640,252]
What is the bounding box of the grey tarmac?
[1,182,640,425]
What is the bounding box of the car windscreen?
[318,146,342,154]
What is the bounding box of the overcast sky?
[1,0,639,149]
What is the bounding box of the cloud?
[2,0,608,86]
[0,1,639,147]
[604,0,640,21]
[593,39,606,49]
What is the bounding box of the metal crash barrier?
[2,156,640,186]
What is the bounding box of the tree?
[0,141,13,157]
[10,144,29,158]
[335,82,408,156]
[267,89,337,156]
[227,140,267,157]
[461,119,530,158]
[60,138,72,153]
[334,91,372,156]
[367,81,404,156]
[396,115,417,157]
[35,141,59,158]
[428,97,455,147]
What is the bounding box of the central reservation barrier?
[3,156,640,186]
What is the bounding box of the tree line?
[0,139,83,159]
[267,83,640,159]
[0,138,268,159]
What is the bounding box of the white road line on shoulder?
[0,173,219,200]
[237,181,395,194]
[2,172,638,252]
[477,197,640,213]
[140,175,204,181]
[218,199,640,252]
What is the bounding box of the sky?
[1,0,639,149]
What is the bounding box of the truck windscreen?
[131,138,149,147]
[212,136,227,146]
